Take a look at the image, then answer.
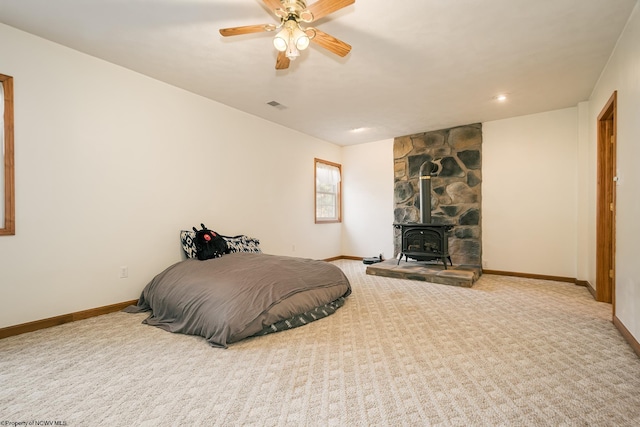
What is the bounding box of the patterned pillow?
[223,235,262,253]
[180,231,261,259]
[180,230,198,259]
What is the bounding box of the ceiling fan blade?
[263,0,284,13]
[310,28,352,57]
[276,51,290,69]
[219,24,274,37]
[306,0,355,21]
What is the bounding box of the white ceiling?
[0,0,637,145]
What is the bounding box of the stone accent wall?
[394,124,482,267]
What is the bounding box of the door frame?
[595,91,617,308]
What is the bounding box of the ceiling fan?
[219,0,355,70]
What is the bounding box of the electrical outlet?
[292,244,296,252]
[120,266,128,279]
[482,261,488,269]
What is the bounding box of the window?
[315,158,342,223]
[0,73,15,236]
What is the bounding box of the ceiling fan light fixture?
[275,19,309,59]
[293,26,310,50]
[273,28,289,52]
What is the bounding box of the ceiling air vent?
[267,100,287,110]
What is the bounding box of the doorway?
[596,91,617,307]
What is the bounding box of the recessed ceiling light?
[494,94,508,102]
[350,127,368,133]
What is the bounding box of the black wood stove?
[394,223,453,268]
[395,160,454,269]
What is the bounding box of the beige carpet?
[1,260,639,426]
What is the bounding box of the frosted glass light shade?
[273,28,289,52]
[293,27,309,50]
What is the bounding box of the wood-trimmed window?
[0,73,15,236]
[314,158,342,223]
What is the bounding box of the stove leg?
[442,257,447,270]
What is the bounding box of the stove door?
[403,228,444,255]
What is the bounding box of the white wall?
[341,139,395,259]
[0,24,342,328]
[482,108,579,277]
[587,2,640,341]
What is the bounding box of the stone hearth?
[366,259,481,288]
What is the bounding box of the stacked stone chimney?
[394,124,482,267]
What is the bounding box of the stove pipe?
[419,161,440,224]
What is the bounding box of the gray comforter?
[125,253,351,348]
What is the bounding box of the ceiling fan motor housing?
[283,0,308,13]
[281,0,312,21]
